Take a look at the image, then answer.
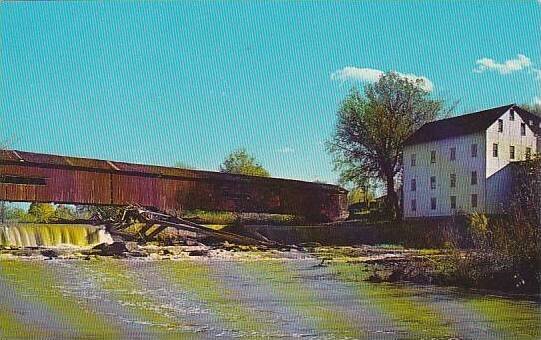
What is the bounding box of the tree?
[76,205,125,220]
[27,203,56,222]
[174,161,194,169]
[54,205,76,220]
[220,149,270,177]
[327,72,446,220]
[521,103,541,117]
[347,187,375,205]
[5,206,27,222]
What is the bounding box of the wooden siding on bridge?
[0,150,348,222]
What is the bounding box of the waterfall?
[0,224,113,247]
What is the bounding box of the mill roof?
[405,104,539,145]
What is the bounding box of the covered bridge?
[0,150,348,222]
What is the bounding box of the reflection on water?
[0,224,113,247]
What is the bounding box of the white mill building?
[403,104,540,218]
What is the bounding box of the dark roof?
[404,104,538,145]
[515,106,541,134]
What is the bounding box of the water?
[0,257,539,339]
[0,224,113,247]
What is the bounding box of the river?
[0,252,539,339]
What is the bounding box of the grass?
[329,261,456,338]
[0,259,119,339]
[81,259,194,339]
[466,296,541,338]
[159,259,277,337]
[181,210,305,226]
[241,260,364,338]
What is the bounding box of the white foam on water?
[0,224,113,247]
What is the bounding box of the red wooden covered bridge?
[0,150,348,222]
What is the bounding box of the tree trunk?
[385,175,401,221]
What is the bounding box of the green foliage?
[444,160,541,292]
[182,210,305,226]
[220,148,270,177]
[4,206,27,221]
[53,205,76,220]
[76,205,125,220]
[521,103,541,117]
[467,212,489,248]
[327,72,446,219]
[347,187,375,204]
[27,203,56,223]
[174,161,194,169]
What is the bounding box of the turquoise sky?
[2,1,540,183]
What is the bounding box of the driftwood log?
[52,205,280,246]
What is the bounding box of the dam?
[0,224,112,247]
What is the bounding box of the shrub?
[443,158,541,293]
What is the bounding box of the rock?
[160,249,173,255]
[184,239,203,247]
[92,243,108,251]
[128,251,149,258]
[366,272,384,283]
[299,242,322,248]
[388,269,405,282]
[41,249,59,258]
[12,249,35,257]
[93,242,129,256]
[188,249,209,256]
[125,242,140,252]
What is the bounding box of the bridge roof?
[0,149,346,193]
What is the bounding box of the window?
[493,143,498,157]
[521,123,526,136]
[471,194,478,208]
[430,150,436,164]
[430,176,436,190]
[471,171,477,185]
[526,147,532,160]
[509,109,515,121]
[411,154,416,167]
[471,144,478,158]
[450,196,457,210]
[431,197,437,210]
[498,119,503,132]
[411,199,417,212]
[450,173,456,188]
[510,146,515,160]
[450,147,456,161]
[0,175,47,186]
[411,178,416,192]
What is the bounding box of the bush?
[181,210,306,226]
[443,158,541,293]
